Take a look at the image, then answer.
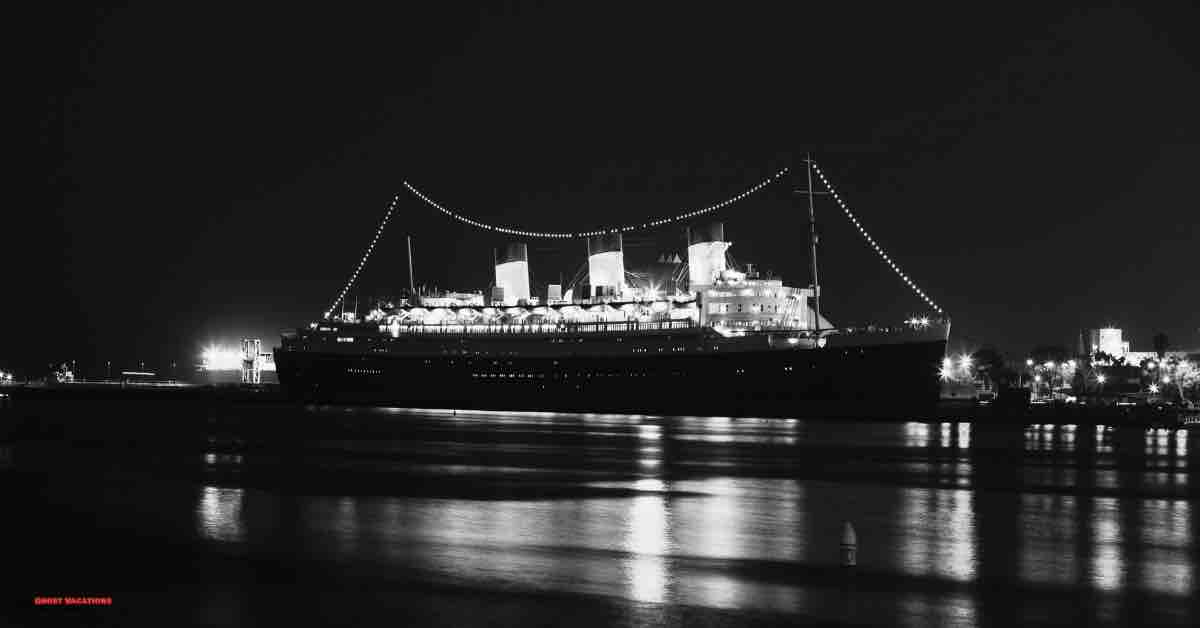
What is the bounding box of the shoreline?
[1,383,1191,429]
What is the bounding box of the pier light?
[1026,359,1034,367]
[1161,376,1171,384]
[1096,374,1107,384]
[1149,384,1160,394]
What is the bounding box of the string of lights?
[810,161,945,315]
[323,193,401,319]
[401,167,790,239]
[325,162,944,320]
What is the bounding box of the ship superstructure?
[277,212,949,416]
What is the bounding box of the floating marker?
[841,521,858,567]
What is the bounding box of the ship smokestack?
[687,222,730,289]
[586,233,625,299]
[494,242,531,305]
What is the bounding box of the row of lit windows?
[469,370,664,379]
[347,362,863,379]
[348,364,837,378]
[470,371,690,381]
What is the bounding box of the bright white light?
[1045,361,1055,369]
[942,357,953,370]
[201,345,244,371]
[1034,375,1042,383]
[1162,376,1171,384]
[919,317,929,326]
[1097,374,1107,384]
[959,354,973,369]
[1147,361,1157,370]
[1026,359,1034,367]
[1068,360,1076,369]
[1149,384,1160,394]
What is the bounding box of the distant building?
[1078,327,1129,358]
[1124,350,1192,364]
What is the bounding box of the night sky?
[14,3,1199,377]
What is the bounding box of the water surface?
[6,404,1197,626]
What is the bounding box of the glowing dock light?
[201,345,244,371]
[1149,384,1160,394]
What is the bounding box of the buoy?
[840,521,858,567]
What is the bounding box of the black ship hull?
[274,337,947,418]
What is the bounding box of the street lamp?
[959,354,972,371]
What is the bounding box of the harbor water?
[5,402,1197,626]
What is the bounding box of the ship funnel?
[494,242,531,305]
[586,233,625,299]
[687,222,730,288]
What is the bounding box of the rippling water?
[6,403,1198,626]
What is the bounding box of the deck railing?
[385,318,699,336]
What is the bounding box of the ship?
[276,169,950,417]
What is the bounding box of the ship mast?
[803,153,821,331]
[407,235,416,297]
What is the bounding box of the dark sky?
[12,3,1199,376]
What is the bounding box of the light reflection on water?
[170,410,1200,624]
[1019,494,1080,586]
[626,493,670,603]
[1139,498,1193,596]
[196,486,245,543]
[899,487,976,582]
[1091,497,1125,592]
[203,453,244,466]
[904,422,930,448]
